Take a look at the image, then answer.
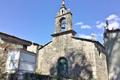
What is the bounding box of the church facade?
[36,0,108,80]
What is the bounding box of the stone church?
[36,0,108,80]
[1,0,120,80]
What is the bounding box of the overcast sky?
[0,0,120,44]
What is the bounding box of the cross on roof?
[62,0,65,7]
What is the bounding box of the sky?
[0,0,120,45]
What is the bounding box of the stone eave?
[56,11,72,18]
[39,41,52,50]
[51,30,76,37]
[104,29,120,38]
[0,32,41,46]
[8,48,36,55]
[105,29,120,33]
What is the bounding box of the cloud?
[75,22,83,26]
[91,33,96,36]
[81,25,91,29]
[96,22,106,29]
[98,33,103,37]
[79,33,96,40]
[79,34,91,39]
[96,14,120,30]
[107,14,120,21]
[108,21,119,30]
[106,14,120,30]
[96,21,100,24]
[75,22,91,29]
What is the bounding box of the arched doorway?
[57,57,68,78]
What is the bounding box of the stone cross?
[62,0,65,7]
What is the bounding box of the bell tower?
[52,0,76,37]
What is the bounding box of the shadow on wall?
[50,48,93,80]
[105,30,120,80]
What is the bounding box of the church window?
[57,57,68,77]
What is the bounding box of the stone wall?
[94,45,108,80]
[104,31,120,80]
